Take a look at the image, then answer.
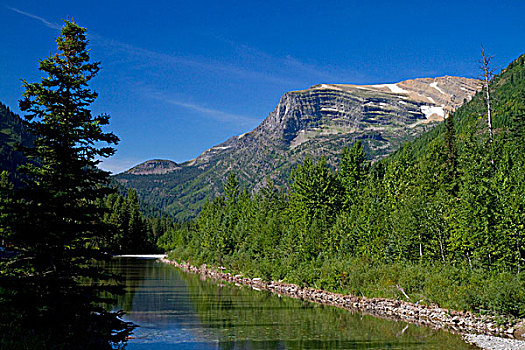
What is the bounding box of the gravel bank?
[464,334,525,350]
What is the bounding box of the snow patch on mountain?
[430,81,445,94]
[420,105,444,118]
[373,84,409,94]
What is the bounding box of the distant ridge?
[126,159,180,175]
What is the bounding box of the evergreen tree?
[338,140,367,210]
[508,96,525,150]
[287,156,342,259]
[443,113,458,194]
[0,171,13,247]
[124,189,145,251]
[0,20,133,349]
[224,172,240,203]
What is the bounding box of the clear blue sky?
[1,1,524,173]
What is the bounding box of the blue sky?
[1,1,525,173]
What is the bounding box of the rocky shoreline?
[463,334,525,350]
[160,258,525,349]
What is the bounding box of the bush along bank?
[161,258,524,339]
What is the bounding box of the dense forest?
[158,53,525,318]
[100,189,179,254]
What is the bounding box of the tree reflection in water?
[104,258,475,350]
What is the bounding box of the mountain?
[114,76,480,219]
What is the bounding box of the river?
[106,257,475,349]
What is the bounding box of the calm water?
[106,258,475,350]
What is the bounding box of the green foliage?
[0,21,133,348]
[338,140,367,209]
[286,156,343,260]
[0,171,13,242]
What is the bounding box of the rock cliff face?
[115,76,480,218]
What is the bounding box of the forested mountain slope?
[115,76,479,219]
[391,53,525,161]
[0,102,32,179]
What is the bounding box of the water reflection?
[106,258,474,350]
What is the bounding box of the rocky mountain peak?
[235,76,480,152]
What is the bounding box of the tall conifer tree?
[0,20,133,349]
